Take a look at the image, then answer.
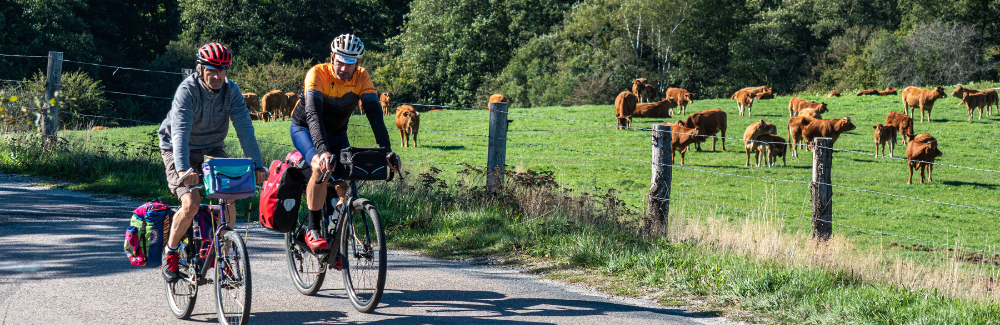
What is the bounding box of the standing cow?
[243,93,260,113]
[664,121,700,166]
[666,88,695,115]
[632,79,649,103]
[680,108,726,151]
[261,90,287,122]
[873,124,897,158]
[952,86,996,117]
[959,92,991,120]
[614,91,638,130]
[787,116,856,157]
[642,83,657,103]
[395,105,420,148]
[380,92,395,116]
[901,86,947,122]
[743,119,777,167]
[906,133,942,184]
[282,92,297,120]
[731,86,771,117]
[788,97,829,117]
[885,111,915,143]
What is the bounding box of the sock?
[308,209,323,231]
[166,245,178,253]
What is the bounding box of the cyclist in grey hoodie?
[158,42,267,282]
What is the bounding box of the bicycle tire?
[284,230,326,295]
[341,198,387,313]
[164,266,198,319]
[215,231,251,325]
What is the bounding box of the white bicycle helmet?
[331,34,364,64]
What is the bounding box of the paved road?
[0,173,743,325]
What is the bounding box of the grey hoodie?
[158,73,265,171]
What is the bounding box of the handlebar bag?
[338,147,393,181]
[201,157,256,199]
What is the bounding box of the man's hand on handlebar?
[387,152,401,173]
[317,151,333,173]
[178,168,200,186]
[254,167,267,185]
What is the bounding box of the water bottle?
[192,220,202,240]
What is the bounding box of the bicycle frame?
[175,200,234,286]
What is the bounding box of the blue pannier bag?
[201,157,256,200]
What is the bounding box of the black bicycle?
[284,175,387,313]
[165,195,252,325]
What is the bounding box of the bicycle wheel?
[215,231,251,325]
[341,198,387,313]
[164,263,198,319]
[285,229,326,295]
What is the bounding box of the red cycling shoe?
[305,230,328,251]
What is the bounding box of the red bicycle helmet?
[196,43,232,68]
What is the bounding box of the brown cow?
[787,116,856,157]
[952,86,996,117]
[826,91,841,98]
[379,92,395,116]
[756,134,787,167]
[873,124,897,158]
[642,83,657,103]
[901,86,947,122]
[632,79,648,103]
[731,86,771,117]
[249,111,268,121]
[663,121,700,166]
[395,105,420,148]
[788,96,829,117]
[91,126,109,130]
[280,92,297,120]
[427,109,447,112]
[798,108,822,119]
[755,90,775,100]
[885,111,914,143]
[856,89,879,96]
[878,87,897,96]
[680,108,726,151]
[261,90,286,123]
[632,98,677,118]
[743,119,777,167]
[488,94,513,126]
[906,133,942,184]
[614,91,638,130]
[959,91,991,120]
[243,93,260,112]
[666,88,695,115]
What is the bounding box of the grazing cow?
[680,108,727,151]
[856,89,879,96]
[394,105,420,148]
[756,134,787,167]
[872,124,897,158]
[663,121,700,166]
[731,86,771,117]
[614,91,638,130]
[743,119,777,167]
[243,93,260,112]
[632,79,649,103]
[878,87,897,96]
[787,116,856,157]
[906,133,942,184]
[788,97,829,117]
[952,86,996,117]
[901,86,947,122]
[91,126,109,130]
[798,108,822,119]
[632,98,677,118]
[959,92,991,120]
[666,88,695,115]
[642,83,657,103]
[380,92,395,116]
[826,91,841,98]
[885,111,915,143]
[261,90,287,122]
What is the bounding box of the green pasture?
[54,86,1000,266]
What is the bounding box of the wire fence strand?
[62,60,185,76]
[0,54,48,59]
[60,85,173,100]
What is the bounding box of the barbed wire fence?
[3,51,1000,298]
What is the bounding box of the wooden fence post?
[645,124,672,236]
[486,102,509,191]
[811,137,833,240]
[41,51,63,138]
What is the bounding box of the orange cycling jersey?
[291,63,390,153]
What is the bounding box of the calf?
[953,86,996,117]
[632,79,649,103]
[394,105,420,148]
[798,108,822,119]
[680,108,727,151]
[666,88,694,115]
[885,111,914,142]
[872,124,897,158]
[743,119,777,167]
[788,96,829,117]
[788,117,856,157]
[856,89,879,96]
[901,86,947,122]
[826,91,841,98]
[614,91,638,130]
[261,90,286,122]
[380,92,395,115]
[664,121,700,166]
[731,86,772,116]
[632,98,677,118]
[243,93,260,112]
[878,87,897,96]
[959,91,990,120]
[906,133,943,184]
[756,134,787,167]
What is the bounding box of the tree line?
[1,0,998,124]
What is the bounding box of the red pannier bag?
[258,151,307,233]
